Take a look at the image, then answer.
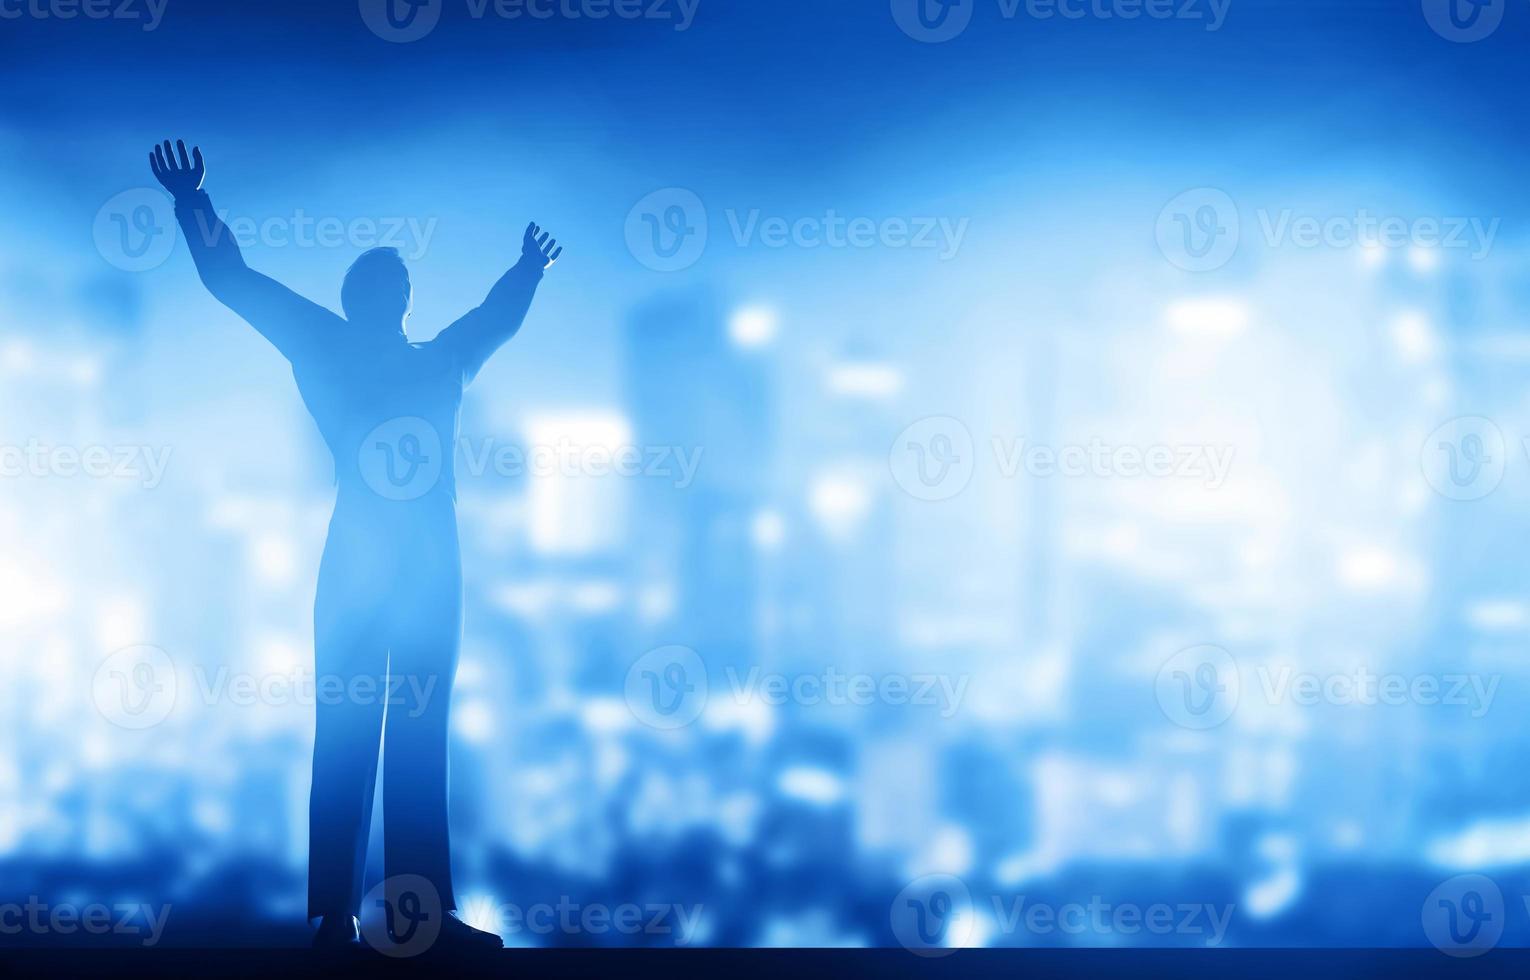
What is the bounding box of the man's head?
[342,247,412,327]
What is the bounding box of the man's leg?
[381,531,463,911]
[308,548,388,921]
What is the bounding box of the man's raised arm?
[434,222,562,384]
[151,139,340,363]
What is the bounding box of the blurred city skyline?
[4,0,1530,954]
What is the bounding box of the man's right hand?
[149,139,205,199]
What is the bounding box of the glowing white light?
[778,766,844,805]
[751,509,785,551]
[808,474,870,539]
[1408,246,1440,273]
[1389,311,1436,364]
[826,363,903,399]
[1244,866,1301,919]
[0,562,67,630]
[636,581,675,622]
[728,306,778,348]
[1426,817,1530,868]
[0,340,35,374]
[249,533,297,587]
[453,699,494,744]
[456,894,503,934]
[580,697,634,733]
[1337,546,1401,591]
[703,695,776,744]
[1164,297,1250,338]
[94,595,145,650]
[523,412,632,555]
[1358,241,1386,269]
[257,636,302,676]
[1465,600,1528,633]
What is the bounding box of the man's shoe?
[312,914,361,948]
[436,911,503,950]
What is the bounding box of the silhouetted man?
[150,139,561,949]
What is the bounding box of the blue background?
[4,0,1530,951]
